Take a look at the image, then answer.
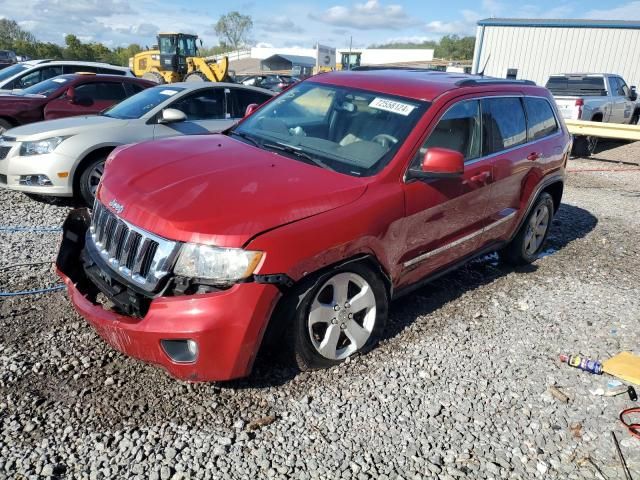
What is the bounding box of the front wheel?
[291,263,388,371]
[502,192,554,265]
[78,156,106,207]
[184,72,208,82]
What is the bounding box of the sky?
[1,0,639,49]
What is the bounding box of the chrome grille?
[88,201,181,291]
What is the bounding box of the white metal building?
[472,19,640,87]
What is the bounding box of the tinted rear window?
[546,76,606,96]
[524,97,558,140]
[481,97,527,154]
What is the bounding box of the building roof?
[478,18,640,29]
[261,54,316,67]
[311,69,545,102]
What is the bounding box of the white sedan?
[0,82,274,205]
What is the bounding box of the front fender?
[245,182,405,285]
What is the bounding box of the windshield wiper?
[229,130,261,148]
[262,141,334,171]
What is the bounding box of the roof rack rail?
[456,78,537,87]
[351,65,441,72]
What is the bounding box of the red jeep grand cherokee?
[56,70,571,381]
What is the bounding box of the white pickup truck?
[545,73,639,156]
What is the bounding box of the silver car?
[0,82,274,205]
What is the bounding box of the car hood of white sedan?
[5,115,129,141]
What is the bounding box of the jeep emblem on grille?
[109,199,124,214]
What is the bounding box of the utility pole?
[348,36,353,70]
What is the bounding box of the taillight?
[575,98,584,119]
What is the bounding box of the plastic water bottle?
[559,354,603,375]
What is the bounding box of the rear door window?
[481,97,527,154]
[170,88,226,120]
[524,97,558,140]
[98,67,126,76]
[63,65,97,74]
[75,82,127,101]
[228,88,273,118]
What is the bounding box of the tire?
[290,262,388,371]
[184,72,208,82]
[571,135,598,157]
[0,118,12,135]
[142,71,165,84]
[631,109,640,125]
[502,192,554,265]
[78,155,107,207]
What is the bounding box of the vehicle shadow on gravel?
[228,203,598,389]
[383,202,598,341]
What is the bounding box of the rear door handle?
[527,152,543,161]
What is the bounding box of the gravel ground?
[1,141,639,480]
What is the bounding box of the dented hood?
[98,134,368,247]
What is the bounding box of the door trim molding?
[403,209,517,268]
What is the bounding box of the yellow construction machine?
[129,33,229,84]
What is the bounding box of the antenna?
[479,53,491,77]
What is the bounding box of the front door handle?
[470,171,492,184]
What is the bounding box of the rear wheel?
[142,71,165,84]
[291,263,388,371]
[184,72,208,82]
[502,193,554,265]
[78,155,107,207]
[0,119,12,135]
[572,135,598,157]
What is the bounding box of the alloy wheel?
[308,272,377,360]
[524,204,550,255]
[87,161,105,197]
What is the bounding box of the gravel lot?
[1,141,639,480]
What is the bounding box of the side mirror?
[408,147,464,180]
[630,86,637,101]
[244,103,259,117]
[159,108,187,124]
[66,86,76,103]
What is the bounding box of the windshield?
[546,76,607,97]
[21,76,72,97]
[0,64,28,83]
[233,82,429,176]
[102,86,184,119]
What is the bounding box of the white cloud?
[309,0,419,30]
[1,0,220,48]
[424,9,482,35]
[257,16,304,34]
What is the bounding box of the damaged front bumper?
[56,209,282,382]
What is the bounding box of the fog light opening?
[19,174,53,186]
[161,339,198,363]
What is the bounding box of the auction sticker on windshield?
[160,89,179,96]
[369,97,416,116]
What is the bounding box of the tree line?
[1,15,475,66]
[0,19,143,66]
[375,35,476,61]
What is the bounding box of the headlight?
[20,136,68,156]
[173,244,263,284]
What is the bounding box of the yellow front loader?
[129,33,229,84]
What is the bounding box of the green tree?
[214,11,253,52]
[374,35,475,60]
[0,19,36,50]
